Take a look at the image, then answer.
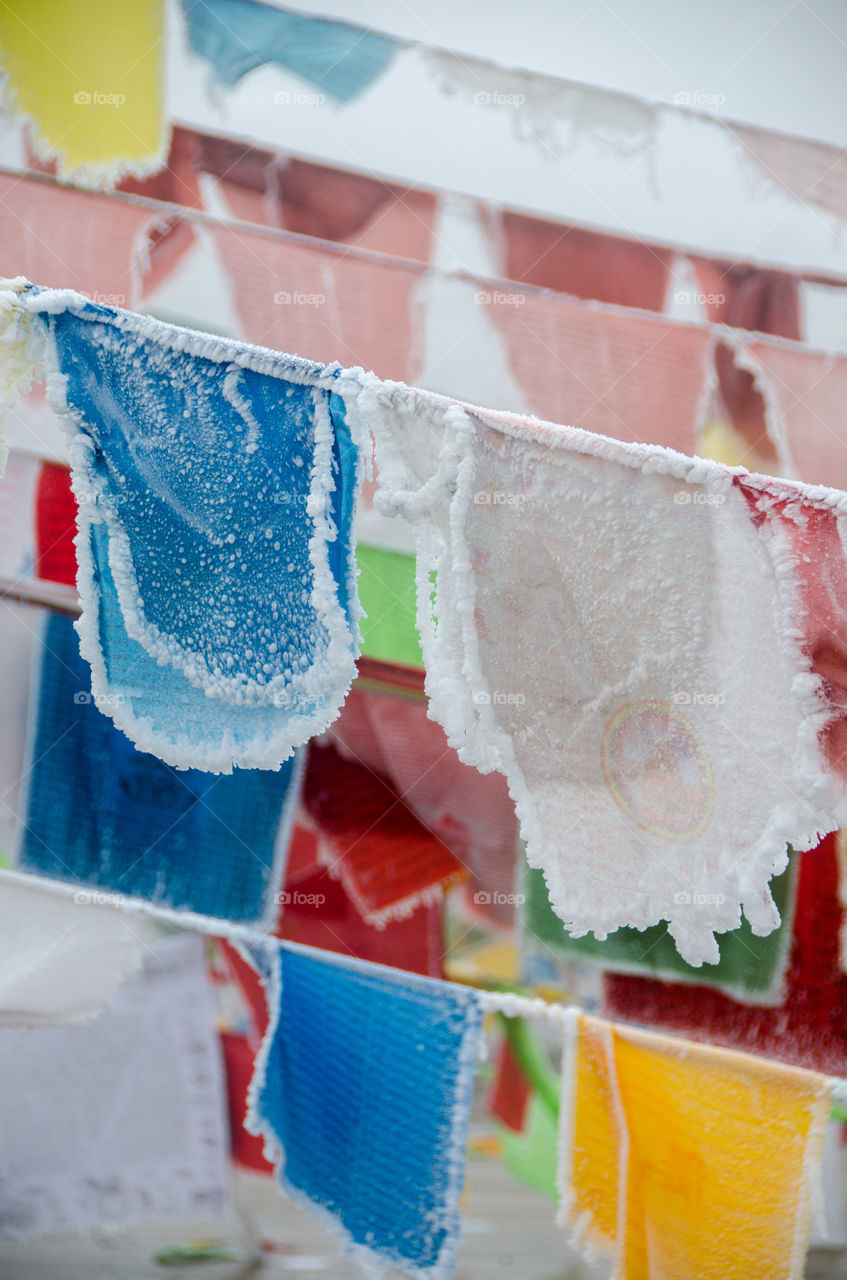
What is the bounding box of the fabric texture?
[604,834,847,1075]
[483,290,712,453]
[0,877,143,1027]
[363,378,847,964]
[199,134,437,260]
[220,1030,274,1175]
[21,128,204,297]
[499,211,672,311]
[248,943,482,1279]
[34,461,77,586]
[0,0,168,186]
[208,220,427,384]
[521,848,798,1004]
[559,1010,833,1279]
[24,288,363,772]
[0,174,159,308]
[0,451,38,578]
[427,51,659,158]
[303,740,466,927]
[692,257,800,466]
[0,934,230,1236]
[20,612,303,925]
[740,338,847,492]
[277,825,447,978]
[181,0,397,101]
[729,122,847,226]
[355,543,422,666]
[328,688,519,923]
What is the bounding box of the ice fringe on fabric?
[520,845,799,1006]
[243,940,483,1280]
[360,375,847,966]
[6,284,366,772]
[0,0,170,189]
[427,50,659,160]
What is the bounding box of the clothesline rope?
[3,865,845,1106]
[4,167,847,359]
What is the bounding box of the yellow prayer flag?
[559,1012,833,1279]
[0,0,168,187]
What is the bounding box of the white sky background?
[266,0,847,146]
[166,0,847,283]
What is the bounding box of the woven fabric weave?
[20,613,302,925]
[249,944,482,1279]
[26,289,363,772]
[604,834,847,1074]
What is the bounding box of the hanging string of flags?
[3,7,847,1277]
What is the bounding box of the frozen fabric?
[604,834,847,1075]
[0,934,230,1236]
[0,877,143,1027]
[248,943,482,1279]
[181,0,397,102]
[20,288,364,772]
[738,480,847,787]
[0,0,168,186]
[559,1010,833,1280]
[19,613,303,926]
[303,741,466,927]
[363,379,847,964]
[521,848,798,1004]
